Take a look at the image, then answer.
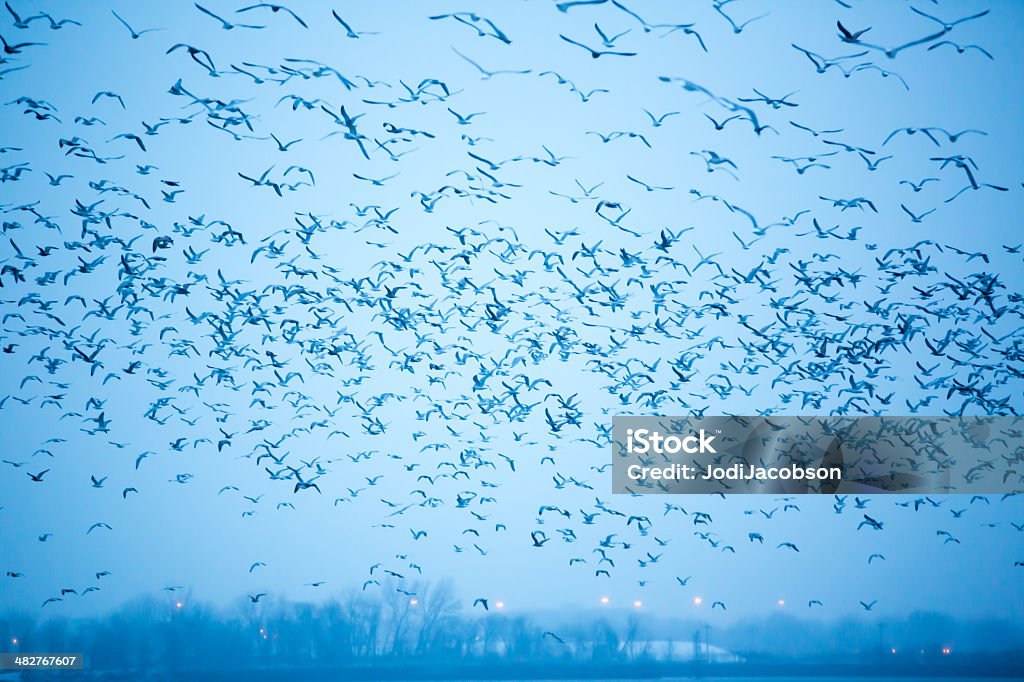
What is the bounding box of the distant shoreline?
[26,659,1024,681]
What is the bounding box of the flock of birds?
[1,0,1023,630]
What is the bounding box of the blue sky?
[0,0,1022,625]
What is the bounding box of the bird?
[110,10,163,39]
[91,91,125,108]
[195,4,263,30]
[353,172,399,187]
[559,34,636,58]
[927,41,993,60]
[235,4,307,29]
[542,631,565,644]
[858,515,884,531]
[900,204,936,223]
[883,127,941,147]
[626,175,673,192]
[705,113,741,130]
[447,108,485,125]
[331,10,376,38]
[4,1,44,29]
[166,43,217,75]
[451,47,531,79]
[593,22,631,47]
[44,172,72,185]
[837,21,871,43]
[900,178,939,192]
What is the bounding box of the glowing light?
[891,648,897,654]
[633,600,642,608]
[942,647,951,655]
[175,601,183,609]
[409,598,418,606]
[777,599,785,606]
[495,601,504,609]
[11,638,17,645]
[600,596,609,605]
[693,596,702,605]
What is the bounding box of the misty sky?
[0,0,1022,627]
